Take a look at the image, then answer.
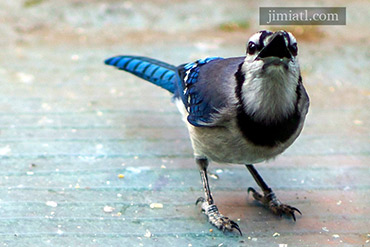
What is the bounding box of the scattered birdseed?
[118,174,125,179]
[103,206,115,213]
[0,145,11,156]
[16,72,34,84]
[45,201,58,207]
[343,186,351,191]
[353,119,363,125]
[322,227,329,232]
[150,203,163,209]
[71,54,79,61]
[41,103,51,111]
[127,167,142,174]
[144,229,152,238]
[273,232,280,237]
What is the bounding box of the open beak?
[256,32,292,60]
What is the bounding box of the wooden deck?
[0,1,369,246]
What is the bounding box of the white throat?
[241,60,299,123]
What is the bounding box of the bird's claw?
[248,187,302,221]
[196,197,242,235]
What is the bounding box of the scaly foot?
[248,187,302,221]
[196,197,242,235]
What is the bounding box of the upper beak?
[256,32,292,60]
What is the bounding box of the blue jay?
[105,30,309,235]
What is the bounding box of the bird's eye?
[247,42,257,55]
[289,43,298,56]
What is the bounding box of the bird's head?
[239,30,301,123]
[243,30,300,79]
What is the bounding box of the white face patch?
[287,31,297,45]
[245,30,273,60]
[248,32,262,45]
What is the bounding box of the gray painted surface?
[0,0,369,246]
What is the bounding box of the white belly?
[187,122,287,164]
[175,99,301,164]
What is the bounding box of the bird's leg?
[195,157,242,235]
[246,164,301,221]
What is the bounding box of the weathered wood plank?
[0,0,369,246]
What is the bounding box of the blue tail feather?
[104,55,177,93]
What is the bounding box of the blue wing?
[105,54,244,128]
[175,57,226,127]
